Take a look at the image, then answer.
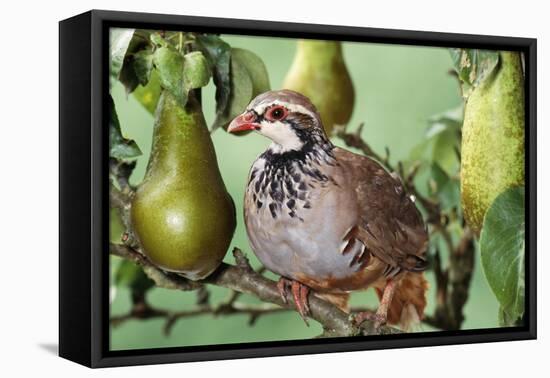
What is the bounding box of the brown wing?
[334,148,428,275]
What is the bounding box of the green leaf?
[449,49,500,94]
[429,163,460,211]
[141,42,212,113]
[212,50,254,130]
[212,47,271,130]
[133,49,154,86]
[153,46,187,107]
[231,48,270,96]
[133,69,162,114]
[109,95,142,159]
[109,208,125,242]
[119,62,141,94]
[150,32,168,47]
[112,30,155,94]
[432,128,460,176]
[410,126,459,177]
[115,259,155,292]
[480,186,525,324]
[429,162,449,192]
[195,34,231,126]
[426,105,463,138]
[410,105,462,177]
[109,28,135,87]
[498,305,522,327]
[183,51,211,89]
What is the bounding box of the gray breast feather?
[244,160,364,282]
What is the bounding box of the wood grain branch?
[109,182,401,337]
[111,243,400,337]
[110,295,287,335]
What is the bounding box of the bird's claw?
[277,277,311,326]
[277,277,290,305]
[352,311,387,331]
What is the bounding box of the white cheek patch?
[259,120,304,152]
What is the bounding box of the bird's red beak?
[227,111,261,133]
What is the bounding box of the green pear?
[461,51,525,234]
[131,91,236,280]
[283,40,355,135]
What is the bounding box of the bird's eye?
[266,106,288,121]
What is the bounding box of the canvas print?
[108,28,526,350]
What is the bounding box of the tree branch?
[108,139,403,336]
[110,243,398,337]
[337,126,475,331]
[336,126,440,218]
[429,227,475,329]
[110,124,474,335]
[110,295,288,336]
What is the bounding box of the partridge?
[228,90,428,330]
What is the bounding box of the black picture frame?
[59,9,537,368]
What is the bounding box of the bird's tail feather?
[375,272,428,331]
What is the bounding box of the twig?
[111,243,202,291]
[109,158,136,193]
[111,243,399,336]
[112,290,376,336]
[109,183,400,337]
[338,126,475,331]
[336,126,440,219]
[111,299,288,335]
[110,183,396,336]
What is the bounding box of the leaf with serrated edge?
[480,186,525,323]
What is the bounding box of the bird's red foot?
[277,277,311,326]
[352,279,396,331]
[352,311,387,330]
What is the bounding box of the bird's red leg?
[291,281,311,325]
[354,279,396,329]
[276,277,311,326]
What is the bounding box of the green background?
[110,34,499,350]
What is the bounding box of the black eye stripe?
[247,108,265,123]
